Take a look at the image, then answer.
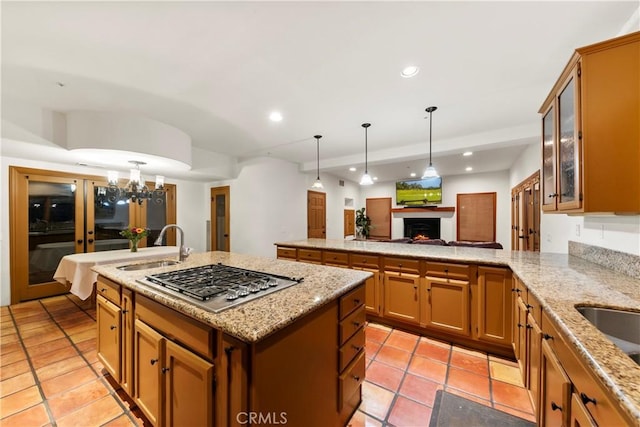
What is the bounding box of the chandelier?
[106,161,166,205]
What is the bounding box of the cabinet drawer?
[298,249,322,263]
[276,247,297,260]
[339,351,365,411]
[425,262,469,281]
[351,254,380,269]
[339,327,365,372]
[96,277,121,306]
[383,257,421,274]
[323,250,349,266]
[339,285,365,319]
[340,306,365,345]
[136,295,217,361]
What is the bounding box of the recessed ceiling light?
[401,66,419,78]
[269,111,283,122]
[463,151,473,156]
[410,172,416,177]
[349,167,356,172]
[373,177,378,181]
[465,167,473,172]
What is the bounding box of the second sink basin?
[117,260,179,271]
[576,306,640,364]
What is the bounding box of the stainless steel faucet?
[155,224,191,261]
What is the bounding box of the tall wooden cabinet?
[539,31,640,214]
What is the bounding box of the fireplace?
[404,218,441,239]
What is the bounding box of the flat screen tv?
[396,177,442,206]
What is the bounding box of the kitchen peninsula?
[276,239,640,426]
[92,251,372,427]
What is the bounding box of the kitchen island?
[92,251,372,427]
[276,239,640,426]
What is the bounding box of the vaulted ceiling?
[2,1,637,182]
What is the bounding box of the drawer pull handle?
[150,359,158,365]
[353,299,360,304]
[525,324,533,330]
[543,333,553,340]
[110,325,117,330]
[551,402,562,411]
[352,321,361,327]
[162,367,170,373]
[122,309,129,314]
[352,345,363,351]
[100,288,107,293]
[353,375,360,381]
[517,323,523,329]
[580,393,596,406]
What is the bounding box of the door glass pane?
[542,107,555,206]
[558,77,576,204]
[215,194,226,251]
[146,192,167,246]
[28,181,76,285]
[94,186,130,252]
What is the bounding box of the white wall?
[215,157,308,258]
[509,143,640,255]
[361,171,511,249]
[0,156,208,306]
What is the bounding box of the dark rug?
[429,390,535,427]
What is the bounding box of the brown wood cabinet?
[539,31,640,214]
[97,294,121,381]
[121,288,134,396]
[133,307,214,427]
[475,267,512,346]
[540,339,571,427]
[422,276,470,336]
[383,272,421,325]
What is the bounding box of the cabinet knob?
[517,323,523,329]
[352,321,361,327]
[526,324,533,330]
[162,367,170,373]
[77,239,83,244]
[110,325,117,330]
[353,375,360,381]
[550,401,562,412]
[353,299,360,304]
[150,359,158,365]
[352,345,363,351]
[543,333,553,340]
[526,303,533,309]
[100,288,107,293]
[122,309,129,314]
[580,392,596,406]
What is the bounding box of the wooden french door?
[9,166,177,303]
[307,191,326,239]
[511,171,541,251]
[210,186,230,251]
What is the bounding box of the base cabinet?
[383,272,420,324]
[540,339,571,427]
[421,276,470,336]
[97,294,122,381]
[475,267,512,346]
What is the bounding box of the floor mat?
[429,390,535,427]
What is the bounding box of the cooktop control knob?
[226,290,239,300]
[268,277,279,287]
[259,279,270,290]
[248,283,260,293]
[238,286,249,297]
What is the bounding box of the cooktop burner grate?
[144,263,301,302]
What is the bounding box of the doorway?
[511,171,540,251]
[307,190,326,239]
[210,186,230,251]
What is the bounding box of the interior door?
[210,186,230,251]
[10,172,82,301]
[307,190,326,239]
[366,197,391,240]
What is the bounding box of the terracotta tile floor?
[1,295,535,427]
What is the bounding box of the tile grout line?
[4,300,60,426]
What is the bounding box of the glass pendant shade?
[106,160,166,205]
[422,106,439,179]
[311,135,323,189]
[359,173,374,186]
[360,123,373,186]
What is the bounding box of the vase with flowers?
[120,226,150,252]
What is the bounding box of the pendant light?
[359,123,374,186]
[422,106,439,179]
[311,135,324,189]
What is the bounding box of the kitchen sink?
[576,306,640,365]
[117,260,180,271]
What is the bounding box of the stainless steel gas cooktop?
[136,263,303,313]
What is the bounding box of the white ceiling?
[1,1,638,183]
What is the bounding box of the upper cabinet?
[539,31,640,214]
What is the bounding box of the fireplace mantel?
[391,207,455,213]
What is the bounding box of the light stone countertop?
[276,239,640,425]
[91,251,372,343]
